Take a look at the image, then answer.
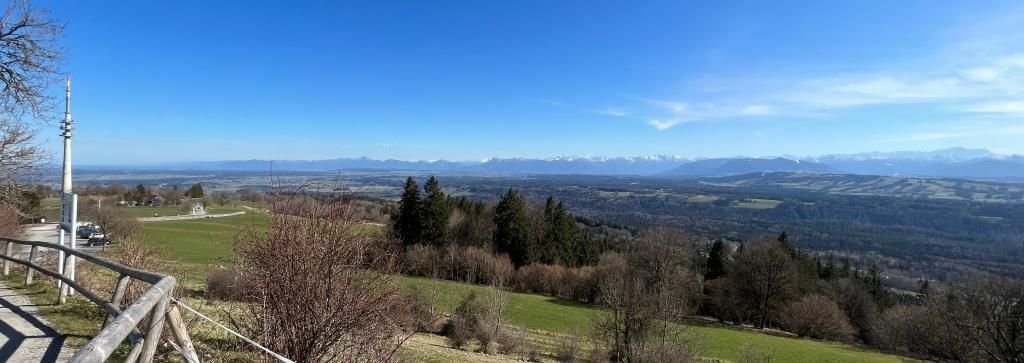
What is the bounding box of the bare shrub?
[0,205,19,237]
[554,333,583,363]
[870,303,975,361]
[205,268,246,301]
[779,294,855,341]
[108,241,173,306]
[737,344,776,363]
[495,327,527,355]
[444,292,489,349]
[404,243,442,277]
[637,340,702,363]
[232,196,412,362]
[404,286,444,334]
[460,246,490,284]
[486,253,515,287]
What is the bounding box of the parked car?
[77,226,99,239]
[87,234,112,246]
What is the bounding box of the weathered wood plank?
[167,305,201,363]
[139,294,171,362]
[69,277,176,363]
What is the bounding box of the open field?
[140,212,267,283]
[732,198,783,209]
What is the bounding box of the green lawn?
[401,277,910,363]
[140,213,267,281]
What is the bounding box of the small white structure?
[189,203,206,216]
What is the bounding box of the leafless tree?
[592,234,704,363]
[939,273,1024,362]
[0,203,18,236]
[0,118,42,207]
[0,0,63,209]
[232,195,413,362]
[211,190,233,207]
[80,204,142,244]
[0,0,63,117]
[729,238,798,329]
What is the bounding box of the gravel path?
[0,282,75,362]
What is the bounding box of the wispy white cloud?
[739,105,774,116]
[634,52,1024,130]
[648,119,683,130]
[597,107,629,117]
[961,100,1024,114]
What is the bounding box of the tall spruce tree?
[541,197,559,264]
[393,177,422,246]
[705,239,727,281]
[494,188,531,267]
[542,197,580,266]
[188,183,205,198]
[419,176,450,246]
[552,201,579,266]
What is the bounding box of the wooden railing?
[0,236,200,363]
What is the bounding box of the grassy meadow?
[127,214,911,362]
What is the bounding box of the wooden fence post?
[3,241,11,276]
[139,293,171,362]
[106,274,131,326]
[167,304,200,362]
[24,245,37,285]
[124,338,145,363]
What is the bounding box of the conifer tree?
[493,188,531,267]
[188,183,204,198]
[705,239,727,281]
[552,201,579,265]
[393,177,422,246]
[419,176,450,246]
[777,231,797,257]
[541,197,558,264]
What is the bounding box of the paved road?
[20,224,107,256]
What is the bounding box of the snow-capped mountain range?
[91,148,1024,181]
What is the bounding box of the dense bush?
[779,294,855,341]
[205,268,246,301]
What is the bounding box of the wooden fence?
[0,237,200,363]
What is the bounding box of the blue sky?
[37,0,1024,164]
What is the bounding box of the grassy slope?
[140,212,267,284]
[401,277,907,363]
[137,216,907,363]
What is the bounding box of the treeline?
[392,176,609,268]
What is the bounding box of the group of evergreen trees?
[393,176,450,246]
[491,189,592,267]
[393,176,601,268]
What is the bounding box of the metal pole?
[69,194,78,295]
[58,75,73,293]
